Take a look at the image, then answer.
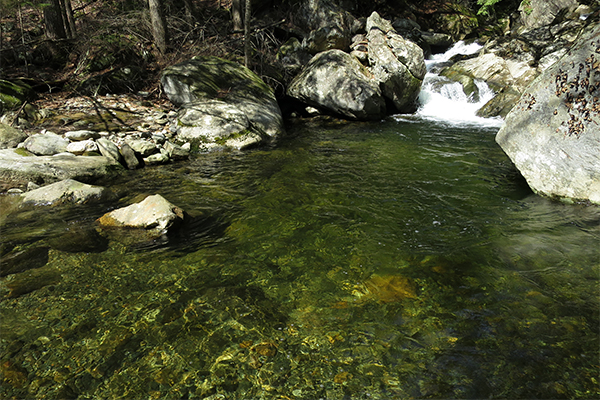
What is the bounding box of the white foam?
[413,41,504,127]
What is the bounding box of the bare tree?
[63,0,76,38]
[148,0,168,55]
[232,0,243,32]
[244,0,251,67]
[42,0,76,39]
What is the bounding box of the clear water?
[1,117,598,399]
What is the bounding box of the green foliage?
[477,0,504,16]
[520,0,533,15]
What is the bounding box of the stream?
[0,43,599,399]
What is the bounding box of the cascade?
[414,41,503,126]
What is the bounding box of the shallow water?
[1,117,599,399]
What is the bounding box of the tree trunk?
[148,0,168,55]
[43,0,67,39]
[244,0,251,67]
[232,0,243,32]
[63,0,76,38]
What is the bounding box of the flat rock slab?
[0,149,123,192]
[20,179,114,206]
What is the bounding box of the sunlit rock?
[97,194,185,233]
[65,130,101,141]
[23,133,69,156]
[0,148,123,192]
[20,179,114,206]
[161,56,284,150]
[496,24,600,204]
[66,139,98,155]
[366,12,426,113]
[287,49,386,120]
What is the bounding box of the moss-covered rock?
[161,56,284,150]
[0,80,36,114]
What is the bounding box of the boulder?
[163,141,189,160]
[161,56,284,149]
[96,138,123,164]
[495,24,600,204]
[66,139,99,155]
[287,49,386,120]
[0,148,123,192]
[126,138,158,157]
[23,133,69,156]
[119,143,142,170]
[366,12,426,113]
[517,0,579,33]
[20,179,114,206]
[296,0,359,54]
[65,130,101,141]
[0,123,27,149]
[176,100,264,150]
[97,194,185,233]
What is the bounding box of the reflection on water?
[1,118,598,399]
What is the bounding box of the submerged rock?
[0,246,50,277]
[496,24,600,204]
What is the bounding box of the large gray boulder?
[517,0,579,33]
[366,12,426,113]
[161,56,284,150]
[287,49,386,120]
[296,0,359,54]
[23,133,69,156]
[0,149,123,192]
[287,12,426,119]
[496,24,600,204]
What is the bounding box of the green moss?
[0,80,35,113]
[13,148,34,157]
[163,56,275,103]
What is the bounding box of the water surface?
[1,116,598,399]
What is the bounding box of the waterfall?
[411,41,503,127]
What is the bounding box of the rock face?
[517,0,579,33]
[366,12,426,113]
[287,50,386,120]
[97,194,185,232]
[20,179,114,206]
[296,0,359,54]
[496,25,600,204]
[161,57,284,150]
[0,149,122,192]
